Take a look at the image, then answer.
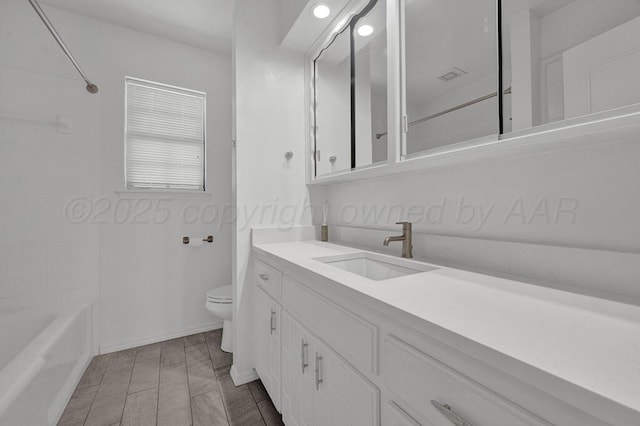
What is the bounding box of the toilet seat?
[207,285,232,304]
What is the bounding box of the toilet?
[205,284,233,353]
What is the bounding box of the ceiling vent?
[438,67,467,82]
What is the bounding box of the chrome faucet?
[383,222,413,258]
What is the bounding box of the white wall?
[233,0,312,383]
[324,124,640,303]
[563,16,640,119]
[0,0,232,352]
[91,10,232,353]
[538,0,640,60]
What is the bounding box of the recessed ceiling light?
[357,24,374,37]
[313,4,331,19]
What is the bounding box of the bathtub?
[0,304,93,425]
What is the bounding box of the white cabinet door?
[314,337,379,426]
[281,312,315,426]
[282,312,379,426]
[254,287,282,411]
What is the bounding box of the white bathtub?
[0,304,93,425]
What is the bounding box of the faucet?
[383,222,413,258]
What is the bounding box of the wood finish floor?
[58,329,284,426]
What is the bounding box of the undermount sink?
[314,252,438,281]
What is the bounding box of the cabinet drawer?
[384,336,549,426]
[255,261,283,300]
[282,277,377,374]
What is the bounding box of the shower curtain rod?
[376,86,512,139]
[27,0,99,94]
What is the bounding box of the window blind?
[125,78,206,191]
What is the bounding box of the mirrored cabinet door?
[402,0,499,159]
[353,0,388,169]
[312,0,388,178]
[501,0,640,134]
[314,26,352,177]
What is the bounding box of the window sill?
[115,190,213,200]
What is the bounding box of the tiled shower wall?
[0,66,100,311]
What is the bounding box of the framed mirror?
[313,26,352,177]
[312,0,388,178]
[401,0,500,159]
[353,0,388,169]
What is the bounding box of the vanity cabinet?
[253,253,613,426]
[254,286,282,411]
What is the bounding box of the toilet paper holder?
[183,235,214,244]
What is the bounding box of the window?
[125,77,206,191]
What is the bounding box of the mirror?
[353,0,388,168]
[403,0,499,157]
[313,0,387,177]
[314,26,351,177]
[502,0,640,133]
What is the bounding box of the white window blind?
[125,77,206,191]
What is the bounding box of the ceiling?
[41,0,233,53]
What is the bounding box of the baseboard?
[99,321,223,354]
[230,365,259,386]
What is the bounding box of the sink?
[314,252,438,281]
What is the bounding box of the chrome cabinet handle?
[301,339,309,373]
[270,309,276,335]
[431,401,472,426]
[259,273,269,281]
[315,353,323,390]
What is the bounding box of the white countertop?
[253,240,640,417]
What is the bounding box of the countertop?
[253,240,640,417]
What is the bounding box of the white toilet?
[205,284,233,353]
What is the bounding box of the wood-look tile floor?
[58,329,284,426]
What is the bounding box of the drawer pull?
[301,339,309,373]
[431,401,472,426]
[259,273,270,281]
[315,353,323,390]
[270,309,276,334]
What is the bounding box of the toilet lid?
[207,285,232,302]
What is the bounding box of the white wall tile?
[0,6,100,313]
[0,244,23,263]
